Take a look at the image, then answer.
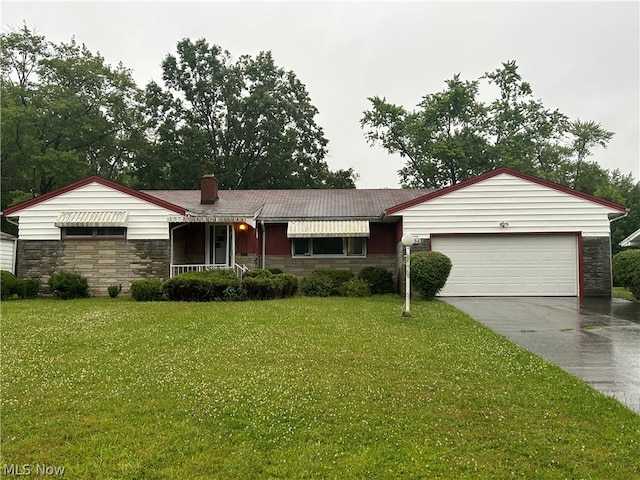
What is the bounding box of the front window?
[292,237,366,257]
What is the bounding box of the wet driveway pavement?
[443,297,640,415]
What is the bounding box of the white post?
[405,244,411,316]
[401,233,416,317]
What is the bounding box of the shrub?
[242,270,298,300]
[340,278,371,297]
[243,269,272,279]
[243,271,278,300]
[612,249,640,287]
[1,270,19,300]
[613,249,640,299]
[130,279,164,301]
[300,273,334,297]
[628,271,640,300]
[1,271,40,299]
[163,269,241,302]
[301,269,354,297]
[357,266,395,294]
[48,271,89,300]
[223,285,248,302]
[410,251,452,300]
[281,274,299,297]
[107,284,122,298]
[20,279,40,299]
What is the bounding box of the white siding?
[13,183,175,240]
[0,236,16,273]
[398,173,619,238]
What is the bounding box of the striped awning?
[55,211,128,228]
[287,220,370,238]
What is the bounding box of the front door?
[207,224,233,266]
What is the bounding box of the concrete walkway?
[442,297,640,415]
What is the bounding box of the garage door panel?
[432,234,578,296]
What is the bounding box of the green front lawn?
[1,297,638,479]
[613,286,637,301]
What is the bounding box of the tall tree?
[361,75,489,188]
[1,24,145,208]
[566,120,614,190]
[136,38,355,190]
[361,60,611,190]
[594,169,640,255]
[483,61,570,179]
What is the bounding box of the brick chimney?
[200,174,219,204]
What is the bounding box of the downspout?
[6,217,19,275]
[261,220,266,269]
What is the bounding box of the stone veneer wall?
[263,254,398,284]
[581,236,613,297]
[236,253,259,270]
[16,239,170,296]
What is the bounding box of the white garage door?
[431,234,578,296]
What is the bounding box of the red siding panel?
[265,224,291,255]
[368,223,400,254]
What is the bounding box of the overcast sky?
[2,1,639,188]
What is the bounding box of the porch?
[169,219,259,278]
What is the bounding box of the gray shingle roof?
[142,189,434,221]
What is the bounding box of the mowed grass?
[613,286,637,302]
[1,297,639,479]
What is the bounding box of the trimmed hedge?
[612,249,640,300]
[130,279,164,302]
[1,270,18,300]
[163,269,242,302]
[1,271,39,300]
[410,251,452,300]
[108,284,122,298]
[301,269,354,297]
[340,278,371,297]
[48,271,89,300]
[21,279,40,299]
[357,266,395,294]
[242,269,298,300]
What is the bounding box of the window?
[292,237,366,257]
[62,227,126,239]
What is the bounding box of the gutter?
[609,209,629,224]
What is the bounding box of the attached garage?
[386,168,627,297]
[431,234,578,296]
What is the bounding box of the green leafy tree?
[566,120,614,190]
[361,60,612,190]
[135,38,356,190]
[362,75,490,188]
[595,170,640,255]
[1,24,145,208]
[482,61,570,178]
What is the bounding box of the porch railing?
[170,263,250,279]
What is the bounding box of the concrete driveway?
[443,297,640,415]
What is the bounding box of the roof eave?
[2,176,186,216]
[385,167,627,215]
